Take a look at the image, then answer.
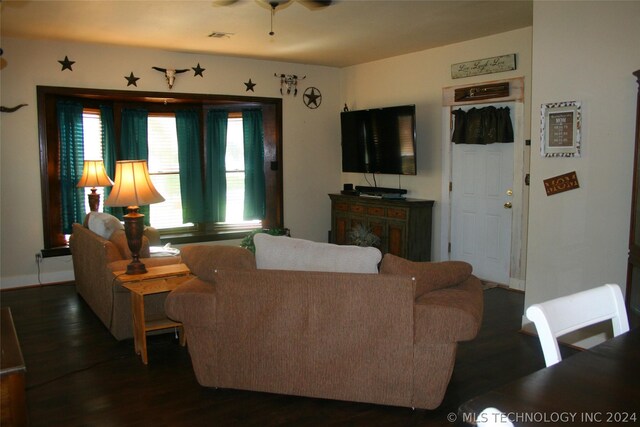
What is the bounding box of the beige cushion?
[379,253,472,297]
[143,227,162,246]
[86,212,123,239]
[109,229,151,259]
[180,244,257,283]
[254,233,381,273]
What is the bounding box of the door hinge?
[449,181,453,192]
[448,242,451,253]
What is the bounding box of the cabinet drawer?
[387,208,407,220]
[350,204,366,214]
[367,206,385,217]
[335,202,349,212]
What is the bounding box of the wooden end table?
[115,263,191,364]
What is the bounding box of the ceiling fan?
[218,0,334,35]
[218,0,333,10]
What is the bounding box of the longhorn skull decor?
[152,67,189,89]
[275,73,306,96]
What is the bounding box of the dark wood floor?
[1,284,574,426]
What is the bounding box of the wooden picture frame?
[540,101,581,157]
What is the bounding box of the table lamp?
[77,160,114,212]
[105,160,165,275]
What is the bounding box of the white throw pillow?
[87,212,124,240]
[254,233,381,273]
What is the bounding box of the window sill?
[160,230,249,245]
[42,230,250,258]
[41,247,72,258]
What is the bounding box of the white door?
[451,142,514,284]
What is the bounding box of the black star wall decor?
[192,63,205,77]
[125,72,140,87]
[58,56,75,71]
[244,79,256,92]
[303,87,322,109]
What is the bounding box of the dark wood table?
[1,307,28,427]
[458,328,640,426]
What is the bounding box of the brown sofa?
[69,222,181,340]
[165,238,483,409]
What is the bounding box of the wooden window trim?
[37,86,283,257]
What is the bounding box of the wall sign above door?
[451,54,516,79]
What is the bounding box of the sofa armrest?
[414,275,483,344]
[165,277,216,327]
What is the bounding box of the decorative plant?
[347,223,381,248]
[240,228,289,253]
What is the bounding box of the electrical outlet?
[35,253,42,263]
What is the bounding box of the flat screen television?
[341,104,417,175]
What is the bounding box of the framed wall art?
[540,101,581,157]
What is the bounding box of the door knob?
[504,202,512,209]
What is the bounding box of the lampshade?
[104,160,164,275]
[77,160,114,188]
[105,160,165,208]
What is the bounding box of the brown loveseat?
[69,220,181,340]
[165,235,483,409]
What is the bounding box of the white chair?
[525,284,629,367]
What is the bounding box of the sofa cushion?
[254,233,382,273]
[109,229,151,259]
[379,253,472,297]
[180,244,257,283]
[86,212,124,239]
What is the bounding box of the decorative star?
[58,56,75,71]
[303,87,322,109]
[125,72,140,87]
[244,78,256,92]
[192,63,206,77]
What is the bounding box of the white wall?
[0,37,342,289]
[524,1,640,344]
[340,27,533,262]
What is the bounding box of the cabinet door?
[333,213,349,245]
[367,218,387,253]
[387,221,406,258]
[627,70,640,324]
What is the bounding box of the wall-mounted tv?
[341,104,417,175]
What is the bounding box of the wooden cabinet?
[329,194,434,261]
[627,69,640,326]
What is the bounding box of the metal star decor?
[244,79,257,92]
[125,72,140,87]
[58,56,75,71]
[303,87,322,109]
[192,63,205,77]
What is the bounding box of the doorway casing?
[440,77,529,291]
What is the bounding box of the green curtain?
[175,110,204,223]
[99,105,118,217]
[57,100,86,234]
[242,109,266,220]
[204,110,228,222]
[120,108,150,223]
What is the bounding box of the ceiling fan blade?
[298,0,333,9]
[213,0,242,6]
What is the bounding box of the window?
[224,115,260,226]
[37,86,283,256]
[81,110,106,214]
[147,114,192,230]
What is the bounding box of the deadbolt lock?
[506,189,513,196]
